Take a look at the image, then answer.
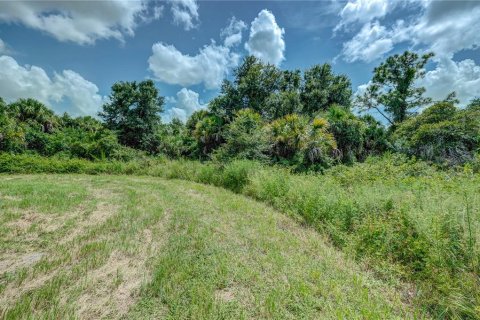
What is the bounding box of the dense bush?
[0,98,142,160]
[394,102,480,165]
[213,109,269,161]
[324,105,365,163]
[268,114,337,170]
[157,119,197,159]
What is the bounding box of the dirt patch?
[73,207,172,319]
[0,252,45,275]
[215,288,236,303]
[74,251,144,319]
[0,194,21,201]
[7,211,40,232]
[59,201,119,244]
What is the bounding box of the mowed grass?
[0,174,420,319]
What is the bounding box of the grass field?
[0,174,421,319]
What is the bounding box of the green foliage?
[357,51,434,126]
[157,118,197,158]
[5,98,57,131]
[213,109,268,161]
[264,90,303,120]
[301,117,337,170]
[0,101,25,152]
[324,105,365,163]
[361,114,391,158]
[301,64,352,115]
[0,98,140,161]
[210,56,284,120]
[99,80,164,152]
[220,159,258,193]
[394,102,480,165]
[192,112,224,158]
[209,56,350,121]
[269,114,309,163]
[263,69,303,120]
[268,114,337,170]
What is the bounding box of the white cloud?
[343,0,480,106]
[168,0,199,30]
[148,15,244,89]
[245,9,285,66]
[148,41,239,89]
[408,1,480,59]
[221,17,247,48]
[419,58,480,106]
[356,57,480,109]
[168,107,187,122]
[336,0,390,30]
[0,55,104,115]
[52,70,105,115]
[168,88,206,122]
[0,0,161,45]
[342,21,394,63]
[340,1,480,62]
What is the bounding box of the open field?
[0,174,420,319]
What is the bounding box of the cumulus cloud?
[408,0,480,59]
[419,58,480,106]
[336,0,391,30]
[245,9,285,66]
[168,0,199,30]
[0,0,162,45]
[221,17,247,48]
[148,15,246,89]
[339,0,480,63]
[0,55,104,115]
[148,41,239,89]
[167,88,206,122]
[342,21,394,63]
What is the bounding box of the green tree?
[264,70,303,120]
[268,114,336,169]
[209,56,284,120]
[6,98,57,133]
[192,112,224,158]
[157,118,197,158]
[99,80,164,152]
[360,115,390,158]
[302,117,337,170]
[357,51,434,126]
[0,98,25,152]
[301,64,352,115]
[214,109,269,161]
[325,106,366,164]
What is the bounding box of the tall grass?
[1,153,479,318]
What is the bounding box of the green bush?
[394,102,480,166]
[220,160,257,193]
[213,109,269,162]
[268,114,337,170]
[324,105,365,163]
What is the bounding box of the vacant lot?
[0,175,420,319]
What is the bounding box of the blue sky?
[0,0,479,121]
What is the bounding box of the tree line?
[1,51,479,169]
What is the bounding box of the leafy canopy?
[357,51,434,126]
[99,80,164,152]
